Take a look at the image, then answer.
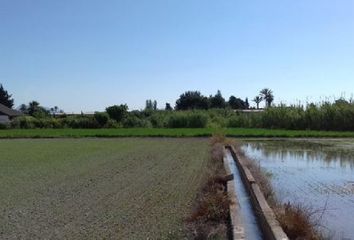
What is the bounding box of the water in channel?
[242,139,354,240]
[225,149,263,240]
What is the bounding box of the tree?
[209,90,226,108]
[145,99,157,111]
[145,100,153,111]
[165,103,172,111]
[50,106,62,116]
[19,104,28,114]
[245,98,249,109]
[253,96,263,109]
[94,112,109,127]
[0,84,14,108]
[106,104,128,122]
[23,101,49,118]
[228,96,247,109]
[335,98,349,106]
[260,88,274,107]
[28,101,40,116]
[175,91,209,110]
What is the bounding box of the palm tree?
[253,96,262,109]
[260,88,274,107]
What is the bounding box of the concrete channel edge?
[223,154,246,240]
[224,145,289,240]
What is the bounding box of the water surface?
[242,139,354,240]
[225,149,262,240]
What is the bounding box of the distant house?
[0,103,23,124]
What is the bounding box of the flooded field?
[242,139,354,240]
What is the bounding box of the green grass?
[0,138,210,239]
[1,128,354,138]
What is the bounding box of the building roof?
[0,103,23,117]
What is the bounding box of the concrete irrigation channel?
[223,145,289,240]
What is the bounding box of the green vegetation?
[3,85,354,132]
[0,84,14,108]
[0,138,210,239]
[2,128,354,138]
[105,104,128,122]
[4,100,354,131]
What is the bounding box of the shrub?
[166,112,208,128]
[105,119,121,128]
[106,104,128,122]
[187,113,208,128]
[0,123,8,129]
[33,118,63,128]
[227,115,243,128]
[11,116,38,129]
[149,113,166,128]
[63,116,99,128]
[166,113,189,128]
[122,115,151,128]
[94,112,109,127]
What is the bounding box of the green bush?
[11,116,38,129]
[257,102,354,131]
[63,116,99,129]
[94,112,109,127]
[227,116,243,128]
[6,100,354,131]
[166,114,189,128]
[122,115,151,128]
[187,113,208,128]
[106,105,128,122]
[149,113,166,128]
[34,118,63,128]
[0,123,8,129]
[167,112,207,128]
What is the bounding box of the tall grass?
[166,112,208,128]
[260,102,354,131]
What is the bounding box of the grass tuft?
[275,203,322,240]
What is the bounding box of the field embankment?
[0,138,210,239]
[186,135,231,239]
[2,128,354,138]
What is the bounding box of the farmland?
[0,138,210,239]
[2,128,354,138]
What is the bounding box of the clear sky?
[1,0,354,112]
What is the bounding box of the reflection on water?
[245,140,354,169]
[242,139,354,240]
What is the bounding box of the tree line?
[157,88,273,111]
[4,82,354,132]
[1,83,273,113]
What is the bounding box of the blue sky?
[1,0,353,112]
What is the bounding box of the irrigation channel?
[224,146,288,240]
[242,139,354,239]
